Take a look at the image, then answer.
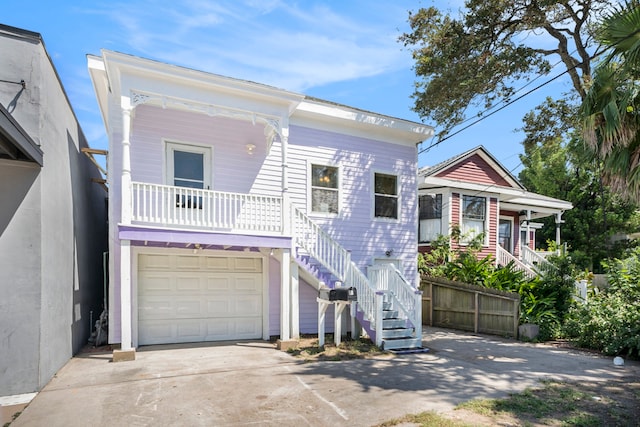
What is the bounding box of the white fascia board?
[87,54,110,132]
[420,177,572,212]
[293,99,434,146]
[100,50,305,116]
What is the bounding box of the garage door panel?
[206,277,232,291]
[233,257,262,272]
[175,276,202,291]
[175,255,201,269]
[205,298,232,315]
[234,295,262,315]
[140,275,172,292]
[235,276,262,292]
[139,254,171,270]
[138,254,263,345]
[205,257,232,270]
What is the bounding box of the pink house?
[88,51,433,359]
[418,146,572,276]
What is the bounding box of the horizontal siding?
[299,280,335,334]
[286,125,418,283]
[437,154,512,187]
[130,105,280,197]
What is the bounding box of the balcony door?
[166,142,212,190]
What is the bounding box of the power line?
[419,27,640,156]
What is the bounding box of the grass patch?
[286,334,387,361]
[379,380,640,426]
[456,380,639,426]
[375,411,472,427]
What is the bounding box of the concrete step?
[382,310,399,319]
[382,318,406,329]
[381,328,414,339]
[381,336,422,351]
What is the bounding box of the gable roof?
[419,145,524,190]
[419,145,573,219]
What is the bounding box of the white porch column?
[555,212,563,248]
[281,126,291,235]
[290,260,299,339]
[525,209,531,250]
[120,240,133,351]
[280,248,291,341]
[114,106,136,361]
[121,107,132,225]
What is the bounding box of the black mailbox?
[318,286,357,301]
[329,287,357,301]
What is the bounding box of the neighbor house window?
[462,195,486,242]
[374,173,398,219]
[311,164,339,214]
[419,193,442,243]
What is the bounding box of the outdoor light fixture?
[245,143,256,155]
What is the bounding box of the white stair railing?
[497,246,537,279]
[521,245,557,274]
[368,265,422,336]
[292,206,380,331]
[292,206,351,280]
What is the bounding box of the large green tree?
[401,0,640,270]
[581,0,640,201]
[400,0,607,136]
[518,103,639,271]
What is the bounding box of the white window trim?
[307,161,341,217]
[499,215,515,254]
[418,192,443,244]
[164,139,213,189]
[372,170,400,222]
[459,193,490,246]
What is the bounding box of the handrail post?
[414,289,422,339]
[375,291,384,347]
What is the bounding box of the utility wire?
[419,27,640,156]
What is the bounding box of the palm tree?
[581,0,640,200]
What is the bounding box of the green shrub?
[564,248,640,357]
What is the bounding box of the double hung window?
[461,195,486,242]
[419,193,442,243]
[311,164,339,214]
[374,173,398,219]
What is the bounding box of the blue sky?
[3,0,573,173]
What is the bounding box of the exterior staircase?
[292,207,423,351]
[496,246,557,278]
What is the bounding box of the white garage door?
[138,253,263,345]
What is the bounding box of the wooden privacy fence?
[421,277,520,338]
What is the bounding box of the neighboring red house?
[418,146,572,276]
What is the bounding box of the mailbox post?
[317,286,357,347]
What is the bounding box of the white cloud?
[82,0,412,92]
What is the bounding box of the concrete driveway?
[12,327,640,426]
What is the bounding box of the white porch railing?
[521,245,557,274]
[131,182,283,233]
[368,265,422,335]
[497,246,537,279]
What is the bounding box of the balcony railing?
[131,182,283,233]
